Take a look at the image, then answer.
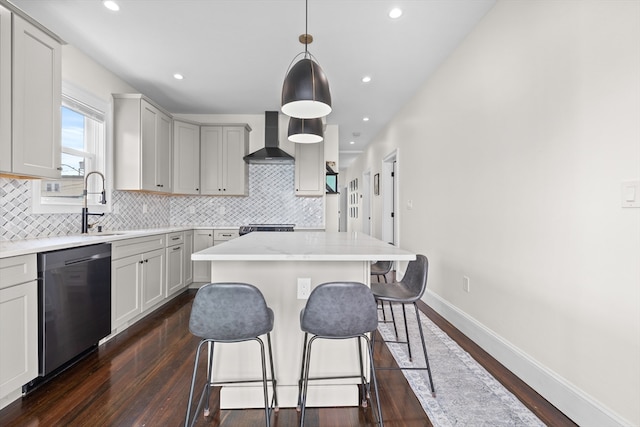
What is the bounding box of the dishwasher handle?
[65,253,106,265]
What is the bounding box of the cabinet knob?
[139,260,144,264]
[56,166,63,171]
[145,259,149,263]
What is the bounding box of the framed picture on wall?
[374,173,380,195]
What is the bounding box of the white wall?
[62,44,136,101]
[345,1,639,426]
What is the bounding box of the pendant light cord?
[304,0,309,57]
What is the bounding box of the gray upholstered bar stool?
[185,282,278,427]
[371,260,392,283]
[371,260,398,336]
[297,282,383,426]
[371,254,436,396]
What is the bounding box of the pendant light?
[288,117,324,143]
[281,0,332,119]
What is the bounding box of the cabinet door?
[295,141,324,196]
[173,120,200,194]
[166,244,184,297]
[0,280,38,398]
[140,100,158,191]
[0,6,10,173]
[200,126,223,195]
[184,230,194,285]
[141,248,165,311]
[222,126,249,195]
[156,111,172,191]
[11,15,61,179]
[193,230,213,282]
[112,254,142,328]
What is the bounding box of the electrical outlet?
[463,276,470,293]
[297,278,311,300]
[142,203,148,214]
[188,205,196,214]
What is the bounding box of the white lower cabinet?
[111,254,143,327]
[0,254,38,408]
[184,230,194,285]
[193,229,213,283]
[111,234,166,330]
[192,228,239,284]
[141,249,165,311]
[166,232,185,297]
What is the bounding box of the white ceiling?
[11,0,495,169]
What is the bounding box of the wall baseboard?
[424,290,633,427]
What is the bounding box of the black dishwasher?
[26,243,111,391]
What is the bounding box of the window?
[32,83,109,214]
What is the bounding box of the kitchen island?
[191,231,415,409]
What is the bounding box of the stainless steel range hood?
[243,111,294,164]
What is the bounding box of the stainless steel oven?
[238,224,295,236]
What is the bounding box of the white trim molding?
[424,290,635,427]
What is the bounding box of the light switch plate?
[621,181,640,208]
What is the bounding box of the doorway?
[382,151,398,246]
[362,171,371,235]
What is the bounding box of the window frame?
[31,82,112,215]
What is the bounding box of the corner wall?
[345,1,640,425]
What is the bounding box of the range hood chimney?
[243,111,294,164]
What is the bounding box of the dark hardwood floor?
[0,288,576,426]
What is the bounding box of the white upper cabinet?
[295,141,325,196]
[113,94,172,192]
[0,6,61,179]
[0,6,10,173]
[200,125,250,196]
[172,120,201,195]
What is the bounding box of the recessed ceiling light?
[173,73,184,80]
[349,141,355,145]
[389,8,403,19]
[103,1,120,12]
[363,117,370,122]
[362,76,372,83]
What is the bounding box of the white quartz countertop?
[0,227,197,258]
[192,231,415,262]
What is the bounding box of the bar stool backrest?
[301,282,378,338]
[399,255,429,301]
[189,282,273,341]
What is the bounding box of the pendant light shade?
[288,117,324,143]
[281,0,332,119]
[282,57,332,119]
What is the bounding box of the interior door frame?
[362,170,371,235]
[382,150,398,246]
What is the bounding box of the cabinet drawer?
[0,254,37,290]
[213,229,239,241]
[112,235,166,260]
[166,232,184,246]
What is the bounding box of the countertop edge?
[1,227,193,259]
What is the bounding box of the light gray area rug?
[377,304,546,426]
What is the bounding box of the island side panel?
[207,259,370,408]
